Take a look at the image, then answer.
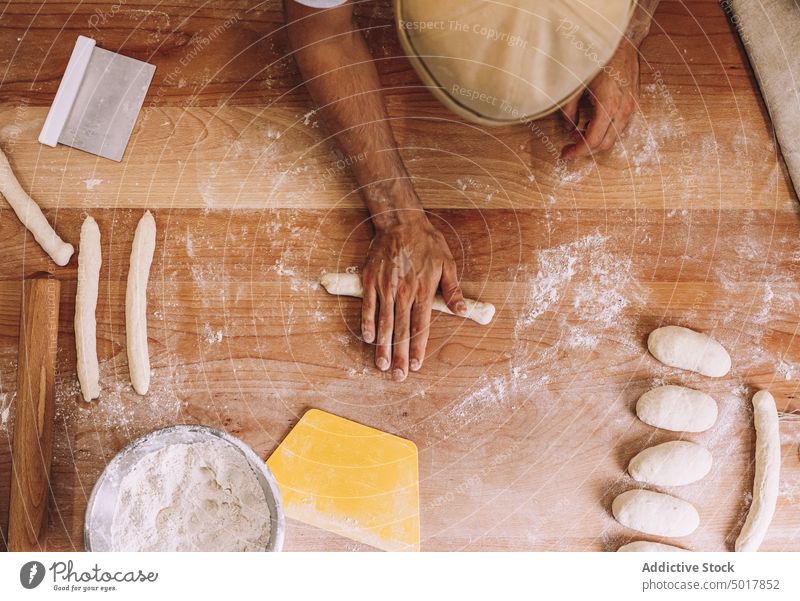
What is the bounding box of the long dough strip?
[126,211,156,395]
[735,390,780,551]
[0,146,74,266]
[75,216,101,402]
[617,541,686,552]
[319,272,496,325]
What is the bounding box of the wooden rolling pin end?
[8,272,60,551]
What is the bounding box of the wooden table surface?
[1,0,799,552]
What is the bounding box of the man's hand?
[558,0,659,159]
[361,213,466,382]
[560,43,640,160]
[286,1,466,380]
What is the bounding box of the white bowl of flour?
[85,425,285,552]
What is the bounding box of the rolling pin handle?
[8,272,61,551]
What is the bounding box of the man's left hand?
[559,43,640,160]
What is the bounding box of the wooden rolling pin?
[8,272,60,551]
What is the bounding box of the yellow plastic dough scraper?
[267,409,420,551]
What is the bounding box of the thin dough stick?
[617,541,686,552]
[735,390,780,552]
[0,146,74,266]
[319,272,496,325]
[75,216,101,402]
[126,211,156,395]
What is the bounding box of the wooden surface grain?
[8,275,60,551]
[1,0,799,551]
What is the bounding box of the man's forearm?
[285,1,423,231]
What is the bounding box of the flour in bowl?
[110,439,271,551]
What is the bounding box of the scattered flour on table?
[82,178,103,190]
[779,454,800,503]
[439,372,551,433]
[550,113,673,186]
[515,232,640,350]
[572,242,634,325]
[110,439,271,551]
[302,110,318,127]
[717,265,800,378]
[554,159,594,186]
[697,384,750,461]
[719,270,799,327]
[448,376,509,422]
[0,392,11,432]
[515,246,578,330]
[726,492,753,547]
[564,327,599,350]
[198,181,219,211]
[53,362,183,433]
[777,360,795,381]
[190,260,224,285]
[311,304,328,323]
[185,229,194,257]
[272,249,318,293]
[429,233,640,439]
[612,114,662,176]
[346,366,369,378]
[202,323,224,345]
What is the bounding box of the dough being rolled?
[75,216,101,402]
[647,325,731,377]
[735,390,780,552]
[628,441,712,487]
[126,211,156,395]
[636,385,718,433]
[0,146,74,266]
[612,489,699,537]
[319,272,495,325]
[617,541,686,552]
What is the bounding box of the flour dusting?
[185,230,194,257]
[83,178,103,190]
[54,362,183,433]
[437,371,551,436]
[515,247,579,333]
[0,392,11,432]
[448,376,509,422]
[515,233,640,349]
[272,248,319,293]
[612,113,662,176]
[202,323,224,345]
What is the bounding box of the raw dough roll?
[0,146,74,266]
[735,390,780,552]
[628,441,712,487]
[617,541,686,552]
[75,216,102,402]
[612,489,699,537]
[647,325,731,377]
[636,385,718,432]
[319,272,496,325]
[126,211,156,395]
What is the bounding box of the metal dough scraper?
[38,36,155,161]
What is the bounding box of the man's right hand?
[361,212,466,382]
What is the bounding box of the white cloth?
[729,0,800,200]
[290,0,634,125]
[396,0,634,125]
